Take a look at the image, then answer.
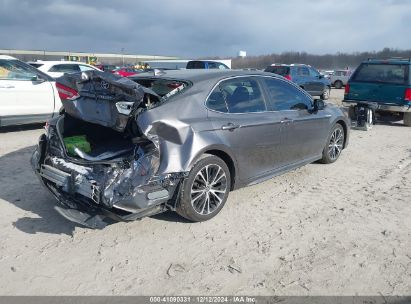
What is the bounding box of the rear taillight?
[284,74,292,81]
[56,83,79,101]
[404,88,411,101]
[344,84,350,95]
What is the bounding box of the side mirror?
[318,74,324,79]
[31,75,45,82]
[313,99,325,112]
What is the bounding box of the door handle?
[0,85,15,89]
[280,117,293,124]
[221,123,240,131]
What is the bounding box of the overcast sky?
[0,0,410,58]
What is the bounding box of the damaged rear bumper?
[31,135,186,228]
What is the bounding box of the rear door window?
[218,77,266,113]
[352,63,408,84]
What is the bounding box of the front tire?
[320,123,345,164]
[176,154,231,222]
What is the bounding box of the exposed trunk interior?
[57,114,138,161]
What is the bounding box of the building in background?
[0,49,179,66]
[238,50,247,58]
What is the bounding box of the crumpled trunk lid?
[57,70,156,132]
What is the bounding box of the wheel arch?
[189,146,238,191]
[335,119,348,148]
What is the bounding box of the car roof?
[364,58,411,64]
[0,55,17,60]
[130,69,284,83]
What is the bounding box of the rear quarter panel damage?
[137,87,237,176]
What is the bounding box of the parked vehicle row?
[264,64,331,100]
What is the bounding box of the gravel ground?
[0,89,410,295]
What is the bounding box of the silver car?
[31,70,350,228]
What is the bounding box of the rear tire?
[404,112,411,127]
[176,154,231,222]
[320,123,345,164]
[348,107,356,120]
[334,80,343,89]
[364,108,374,130]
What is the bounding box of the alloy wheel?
[190,164,228,215]
[328,127,344,160]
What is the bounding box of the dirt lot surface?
[0,89,410,295]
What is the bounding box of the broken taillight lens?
[404,88,411,101]
[56,82,79,101]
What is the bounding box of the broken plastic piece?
[73,146,132,161]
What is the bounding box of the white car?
[0,55,61,126]
[330,70,352,89]
[28,60,101,78]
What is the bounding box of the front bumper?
[343,100,411,112]
[30,135,185,228]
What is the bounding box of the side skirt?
[238,154,322,189]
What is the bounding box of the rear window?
[352,63,409,84]
[133,78,190,102]
[264,66,290,76]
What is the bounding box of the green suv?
[343,58,411,127]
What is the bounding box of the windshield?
[352,63,409,84]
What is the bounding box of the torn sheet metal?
[37,143,184,213]
[57,70,158,132]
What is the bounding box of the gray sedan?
[31,70,349,228]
